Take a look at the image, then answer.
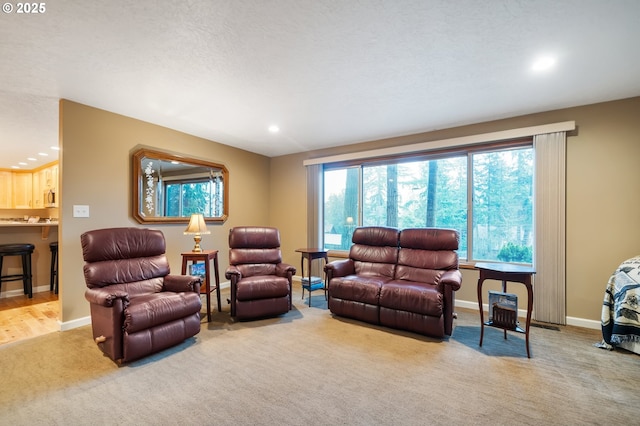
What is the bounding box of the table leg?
[307,255,312,307]
[203,260,212,322]
[300,254,305,300]
[502,280,507,340]
[213,255,221,312]
[525,279,533,358]
[323,256,328,301]
[478,277,485,347]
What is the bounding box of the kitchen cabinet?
[12,171,33,208]
[32,169,42,208]
[0,162,58,210]
[31,165,55,208]
[0,171,11,208]
[44,164,58,191]
[42,164,58,207]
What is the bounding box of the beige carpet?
[1,285,639,425]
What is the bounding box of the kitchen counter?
[0,220,58,238]
[0,221,58,226]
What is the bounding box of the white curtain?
[306,164,323,276]
[534,132,567,324]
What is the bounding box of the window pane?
[323,167,359,250]
[472,148,533,263]
[362,158,467,258]
[165,183,180,216]
[182,182,211,217]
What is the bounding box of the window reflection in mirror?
[132,148,229,224]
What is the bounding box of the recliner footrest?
[124,292,202,333]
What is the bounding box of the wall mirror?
[132,148,229,224]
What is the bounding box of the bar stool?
[0,243,35,298]
[50,241,58,294]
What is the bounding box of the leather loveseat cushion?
[379,282,443,317]
[330,275,389,305]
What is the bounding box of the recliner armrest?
[225,265,242,282]
[276,263,296,277]
[85,287,129,307]
[164,274,201,293]
[440,269,462,291]
[324,259,355,279]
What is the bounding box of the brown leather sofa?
[325,226,462,338]
[81,227,202,363]
[226,226,296,320]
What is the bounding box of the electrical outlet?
[73,205,90,218]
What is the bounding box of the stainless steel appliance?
[44,189,57,207]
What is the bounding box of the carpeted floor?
[1,285,639,425]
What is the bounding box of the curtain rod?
[303,121,576,166]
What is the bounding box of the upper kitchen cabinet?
[32,163,58,208]
[0,161,59,209]
[45,163,58,192]
[12,171,33,208]
[0,171,11,208]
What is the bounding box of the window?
[323,143,533,264]
[164,177,224,218]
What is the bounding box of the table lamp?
[184,213,210,252]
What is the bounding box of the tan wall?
[269,154,309,269]
[59,100,270,324]
[271,96,640,324]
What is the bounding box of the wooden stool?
[50,242,58,294]
[0,243,35,298]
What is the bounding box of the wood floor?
[0,291,59,346]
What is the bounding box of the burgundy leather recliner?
[81,227,202,363]
[226,226,296,320]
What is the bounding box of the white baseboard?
[565,316,600,330]
[0,284,52,298]
[455,299,600,330]
[61,316,91,331]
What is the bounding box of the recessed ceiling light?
[51,146,60,151]
[268,125,280,133]
[18,162,27,165]
[27,157,37,161]
[38,152,49,156]
[11,166,19,169]
[532,56,556,72]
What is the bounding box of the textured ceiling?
[1,0,640,169]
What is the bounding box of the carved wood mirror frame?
[132,148,229,224]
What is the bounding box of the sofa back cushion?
[349,226,399,278]
[395,228,459,283]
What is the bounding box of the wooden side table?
[181,250,221,322]
[476,262,535,358]
[295,248,328,307]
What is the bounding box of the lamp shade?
[184,214,210,235]
[184,214,211,252]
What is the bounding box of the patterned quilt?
[599,256,640,349]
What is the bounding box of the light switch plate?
[73,205,90,218]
